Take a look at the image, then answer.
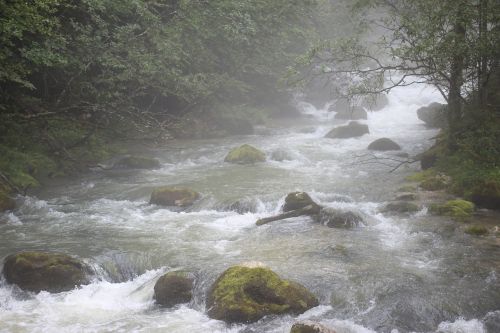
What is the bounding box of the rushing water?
[1,84,499,333]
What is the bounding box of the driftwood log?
[256,204,321,226]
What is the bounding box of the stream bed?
[1,84,499,333]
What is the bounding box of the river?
[1,84,499,333]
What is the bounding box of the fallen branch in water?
[346,153,419,173]
[256,204,320,226]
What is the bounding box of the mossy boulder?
[334,106,367,120]
[150,187,200,207]
[154,271,194,307]
[367,138,401,151]
[430,199,474,220]
[420,174,450,191]
[283,192,320,213]
[325,121,369,139]
[207,264,319,323]
[416,102,447,128]
[464,225,489,236]
[116,156,160,169]
[318,208,363,228]
[395,193,418,201]
[0,190,16,212]
[382,201,421,214]
[224,144,266,164]
[2,251,91,293]
[291,321,337,333]
[469,180,500,210]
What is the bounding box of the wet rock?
[325,121,369,139]
[150,187,200,207]
[221,199,258,214]
[283,192,319,212]
[154,271,194,307]
[224,144,266,164]
[207,263,319,323]
[383,201,421,214]
[395,193,418,201]
[334,106,367,120]
[0,190,15,212]
[291,321,337,333]
[469,180,500,210]
[3,251,91,293]
[430,199,474,220]
[318,208,363,228]
[361,94,389,111]
[115,156,160,169]
[367,138,401,151]
[416,102,447,128]
[464,225,489,236]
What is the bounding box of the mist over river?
[1,84,499,333]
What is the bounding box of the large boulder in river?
[318,208,363,228]
[154,271,194,307]
[334,106,367,120]
[325,121,369,139]
[283,192,320,212]
[291,321,338,333]
[416,102,447,128]
[3,251,91,293]
[207,263,319,323]
[367,138,401,151]
[115,156,160,169]
[150,187,200,207]
[224,144,266,164]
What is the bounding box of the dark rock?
[334,106,367,120]
[283,192,319,212]
[367,138,402,151]
[383,201,421,214]
[416,102,447,128]
[318,208,363,228]
[291,321,337,333]
[115,156,161,169]
[469,181,500,210]
[325,121,369,139]
[221,199,258,214]
[150,187,200,207]
[0,191,15,212]
[207,263,318,323]
[3,251,91,293]
[224,144,266,164]
[154,271,194,307]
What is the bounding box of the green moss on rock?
[2,251,91,293]
[150,187,200,207]
[224,144,266,164]
[382,201,421,214]
[430,199,475,220]
[207,264,318,323]
[464,225,489,236]
[154,271,194,307]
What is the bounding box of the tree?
[293,0,500,144]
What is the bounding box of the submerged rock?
[0,190,15,212]
[318,208,363,228]
[334,106,367,120]
[271,149,293,162]
[291,321,337,333]
[3,251,91,293]
[367,138,401,151]
[115,156,161,169]
[430,199,474,220]
[207,264,318,323]
[150,187,200,207]
[325,121,369,139]
[154,271,194,307]
[224,144,266,164]
[382,201,421,214]
[416,102,447,128]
